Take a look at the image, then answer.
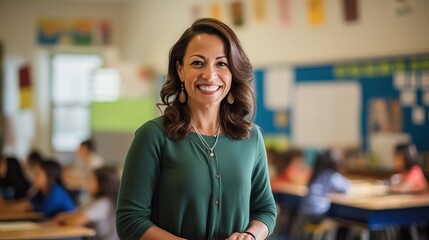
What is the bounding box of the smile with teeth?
[197,85,221,92]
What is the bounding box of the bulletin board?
[254,54,429,153]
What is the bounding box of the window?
[51,54,102,152]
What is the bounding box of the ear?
[176,61,184,82]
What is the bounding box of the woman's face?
[32,165,48,191]
[87,173,99,196]
[177,33,232,110]
[393,152,405,172]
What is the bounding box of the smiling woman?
[177,34,232,112]
[160,18,255,141]
[116,18,276,240]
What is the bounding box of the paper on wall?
[412,106,425,125]
[400,90,415,106]
[263,67,294,110]
[394,72,406,89]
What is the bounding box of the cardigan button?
[215,200,219,205]
[215,174,220,179]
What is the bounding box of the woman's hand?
[225,232,256,240]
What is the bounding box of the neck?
[189,107,221,136]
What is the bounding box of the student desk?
[273,182,429,236]
[272,182,307,208]
[0,222,96,239]
[0,211,44,221]
[329,193,429,230]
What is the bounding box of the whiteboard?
[293,82,361,148]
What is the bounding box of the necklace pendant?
[210,152,214,157]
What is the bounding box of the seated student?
[272,148,311,187]
[56,166,120,240]
[24,150,44,181]
[390,142,428,193]
[62,139,104,192]
[293,149,350,239]
[1,160,76,217]
[0,156,30,200]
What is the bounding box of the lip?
[197,84,221,94]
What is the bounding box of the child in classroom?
[271,148,311,188]
[390,142,428,193]
[0,156,30,200]
[56,166,120,240]
[0,159,76,217]
[293,149,350,239]
[23,150,44,181]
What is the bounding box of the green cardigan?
[116,117,276,240]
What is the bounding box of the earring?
[179,82,186,103]
[227,92,235,104]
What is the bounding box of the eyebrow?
[190,54,228,60]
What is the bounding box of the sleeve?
[249,127,277,235]
[404,166,427,191]
[84,198,110,221]
[331,173,350,193]
[116,120,164,240]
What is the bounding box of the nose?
[201,65,217,80]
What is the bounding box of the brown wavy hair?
[158,18,255,141]
[93,166,120,208]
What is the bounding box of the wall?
[2,0,429,160]
[0,0,126,159]
[122,0,429,72]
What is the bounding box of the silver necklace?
[191,121,220,157]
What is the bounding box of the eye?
[217,61,228,67]
[190,61,203,67]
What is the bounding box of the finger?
[225,232,240,240]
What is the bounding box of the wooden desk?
[329,193,429,230]
[273,181,429,230]
[272,182,307,208]
[0,212,44,221]
[0,222,96,239]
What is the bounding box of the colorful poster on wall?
[37,18,111,46]
[278,0,292,26]
[19,64,32,109]
[307,0,325,26]
[71,19,93,45]
[99,20,112,45]
[37,18,65,45]
[210,3,222,20]
[342,0,359,22]
[231,1,245,27]
[253,0,268,22]
[369,98,402,134]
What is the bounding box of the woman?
[116,18,276,240]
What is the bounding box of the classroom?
[1,0,429,239]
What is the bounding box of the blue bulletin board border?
[254,55,429,151]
